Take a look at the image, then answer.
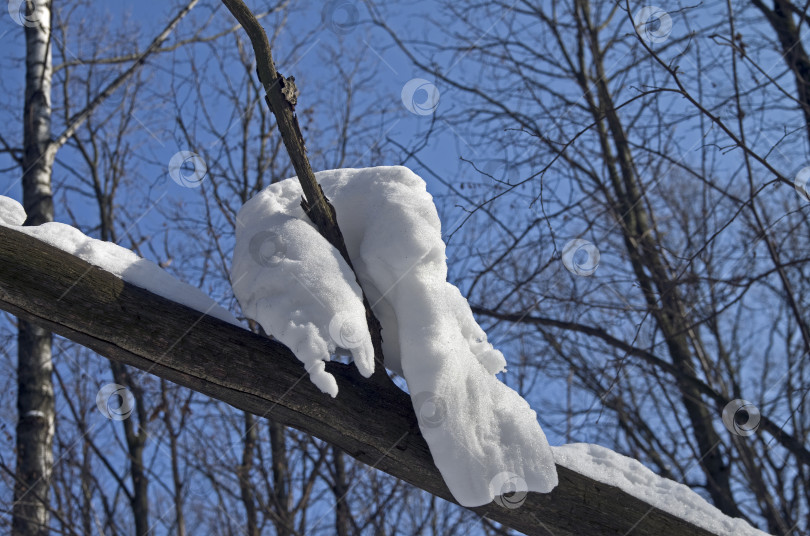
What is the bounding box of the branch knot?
[280,75,299,108]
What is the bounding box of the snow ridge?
[553,443,771,535]
[230,166,557,507]
[0,195,238,326]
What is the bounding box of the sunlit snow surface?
[230,166,557,506]
[553,444,770,535]
[0,195,238,326]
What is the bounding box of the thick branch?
[0,225,734,536]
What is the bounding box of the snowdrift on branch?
[0,191,773,532]
[230,166,558,507]
[0,195,237,326]
[553,444,770,536]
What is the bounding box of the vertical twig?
[220,0,386,375]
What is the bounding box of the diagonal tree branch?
[0,222,738,536]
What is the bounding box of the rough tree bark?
[160,380,188,536]
[90,113,151,536]
[268,420,292,536]
[238,412,260,536]
[332,446,352,536]
[109,361,151,535]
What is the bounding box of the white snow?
[552,443,770,535]
[0,196,26,226]
[0,196,238,326]
[230,166,557,507]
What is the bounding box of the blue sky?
[3,1,807,518]
[0,4,559,532]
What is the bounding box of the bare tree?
[369,0,810,532]
[9,0,803,534]
[0,1,232,533]
[11,2,56,535]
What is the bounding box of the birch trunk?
[13,1,55,535]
